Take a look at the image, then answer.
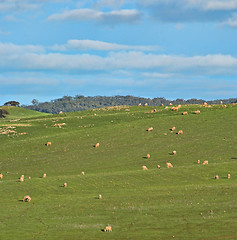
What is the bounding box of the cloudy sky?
[0,0,236,105]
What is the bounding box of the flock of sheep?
[0,101,231,233]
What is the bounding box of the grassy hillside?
[0,104,236,240]
[0,106,50,120]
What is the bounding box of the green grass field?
[0,104,236,240]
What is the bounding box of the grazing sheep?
[165,106,169,109]
[144,103,148,106]
[142,165,148,170]
[204,102,207,106]
[64,182,67,187]
[99,194,102,199]
[161,104,164,106]
[197,160,200,164]
[172,107,179,111]
[215,175,219,180]
[178,130,183,135]
[194,110,200,114]
[147,127,153,132]
[20,177,24,182]
[182,112,188,115]
[220,101,223,105]
[147,154,151,159]
[104,225,112,232]
[43,173,47,178]
[81,171,85,175]
[203,161,208,165]
[157,165,161,169]
[171,126,176,131]
[0,173,3,180]
[166,162,173,168]
[46,142,51,146]
[169,103,172,106]
[227,174,231,179]
[138,103,142,106]
[172,150,177,155]
[20,175,24,179]
[59,111,63,114]
[95,143,100,148]
[23,195,31,202]
[178,105,181,108]
[29,176,31,180]
[153,109,157,112]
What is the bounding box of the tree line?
[20,95,237,114]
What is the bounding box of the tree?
[4,101,20,107]
[32,99,39,106]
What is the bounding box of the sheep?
[64,182,67,187]
[166,162,173,168]
[144,103,148,106]
[81,171,85,175]
[172,107,179,111]
[20,175,24,179]
[147,127,153,132]
[194,110,200,114]
[197,160,200,164]
[142,165,148,170]
[99,194,102,199]
[171,126,176,131]
[215,175,219,180]
[147,154,151,159]
[227,174,231,179]
[203,161,208,165]
[28,176,31,180]
[178,130,183,135]
[182,112,188,115]
[157,165,161,169]
[220,101,223,105]
[95,143,100,148]
[23,195,31,202]
[161,104,164,106]
[20,177,24,182]
[104,225,112,232]
[178,105,181,108]
[0,173,3,180]
[59,111,63,114]
[46,142,51,146]
[172,150,177,155]
[138,103,142,106]
[169,103,173,106]
[204,102,207,106]
[43,173,47,178]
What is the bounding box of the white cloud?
[142,72,174,78]
[47,8,142,24]
[223,13,237,27]
[51,39,160,51]
[0,42,45,55]
[0,42,236,76]
[203,0,237,11]
[0,0,39,12]
[137,0,237,22]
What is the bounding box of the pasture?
[0,104,236,239]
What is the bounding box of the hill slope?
[0,104,236,239]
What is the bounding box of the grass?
[0,104,237,239]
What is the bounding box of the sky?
[0,0,236,106]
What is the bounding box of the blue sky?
[0,0,236,105]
